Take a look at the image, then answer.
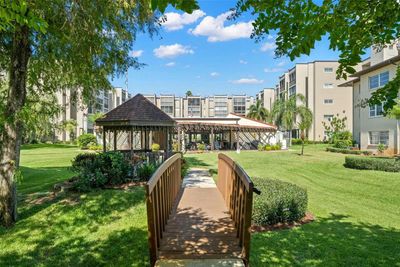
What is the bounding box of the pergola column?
[236,130,240,151]
[102,127,107,152]
[210,128,215,151]
[113,129,117,151]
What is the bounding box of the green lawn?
[0,144,399,266]
[185,145,400,266]
[0,144,149,266]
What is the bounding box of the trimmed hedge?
[344,156,400,172]
[252,177,308,225]
[292,138,327,145]
[77,134,97,149]
[326,147,372,155]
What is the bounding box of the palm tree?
[297,105,313,155]
[247,100,270,121]
[271,93,310,146]
[185,90,193,97]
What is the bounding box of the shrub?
[89,144,102,151]
[71,151,131,191]
[333,139,352,149]
[264,145,271,151]
[252,177,308,225]
[344,156,400,172]
[197,143,206,151]
[172,142,179,152]
[257,144,264,151]
[77,134,97,149]
[291,138,303,145]
[377,143,386,154]
[136,163,157,181]
[151,143,160,152]
[326,147,372,155]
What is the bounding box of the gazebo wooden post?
[130,127,134,156]
[113,129,117,151]
[236,130,240,151]
[177,125,182,152]
[144,128,149,150]
[102,127,107,152]
[210,128,215,151]
[229,129,233,150]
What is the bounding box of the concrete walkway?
[157,168,243,266]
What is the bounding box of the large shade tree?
[235,0,400,111]
[0,0,198,227]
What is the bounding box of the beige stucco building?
[274,61,354,141]
[256,88,275,111]
[345,44,400,154]
[143,94,255,118]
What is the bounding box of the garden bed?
[251,212,315,232]
[326,147,372,155]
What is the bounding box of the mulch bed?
[251,212,315,233]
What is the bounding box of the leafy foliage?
[344,156,400,172]
[77,134,97,149]
[136,163,157,181]
[332,131,353,149]
[151,143,160,152]
[322,113,350,144]
[71,151,131,191]
[247,99,270,121]
[252,177,308,225]
[235,0,400,110]
[197,143,206,151]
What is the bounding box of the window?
[324,115,334,121]
[289,85,296,96]
[214,96,228,117]
[323,83,334,89]
[188,97,201,117]
[160,96,175,116]
[369,104,384,117]
[369,131,389,145]
[233,97,246,115]
[324,99,333,104]
[369,71,389,90]
[324,67,333,73]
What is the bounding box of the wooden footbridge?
[145,153,257,266]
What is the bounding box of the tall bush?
[252,177,308,225]
[77,134,97,149]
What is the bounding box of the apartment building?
[346,43,400,154]
[274,61,354,141]
[143,94,254,118]
[56,87,131,141]
[256,88,275,111]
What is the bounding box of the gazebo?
[95,94,176,158]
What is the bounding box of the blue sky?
[110,0,341,97]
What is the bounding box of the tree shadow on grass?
[0,187,149,266]
[185,157,213,168]
[251,213,400,266]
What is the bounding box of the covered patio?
[95,94,176,161]
[175,114,277,151]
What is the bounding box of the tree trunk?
[0,25,30,227]
[301,140,304,155]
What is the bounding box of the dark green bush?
[292,138,327,145]
[136,163,157,181]
[77,134,97,149]
[344,156,400,172]
[326,147,372,155]
[71,151,131,191]
[252,177,308,225]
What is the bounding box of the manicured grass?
[1,144,399,266]
[185,145,400,266]
[0,144,149,266]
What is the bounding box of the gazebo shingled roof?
[96,93,175,127]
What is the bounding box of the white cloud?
[232,78,264,84]
[239,60,248,64]
[165,62,176,67]
[131,50,143,57]
[277,61,286,67]
[162,10,206,31]
[153,44,194,58]
[190,11,253,42]
[264,68,284,73]
[210,72,219,77]
[260,42,276,52]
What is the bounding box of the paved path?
[157,168,243,266]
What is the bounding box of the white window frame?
[324,67,334,73]
[369,71,389,90]
[324,99,334,104]
[323,83,334,89]
[369,103,384,118]
[368,131,389,145]
[324,114,334,121]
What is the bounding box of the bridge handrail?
[146,153,182,266]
